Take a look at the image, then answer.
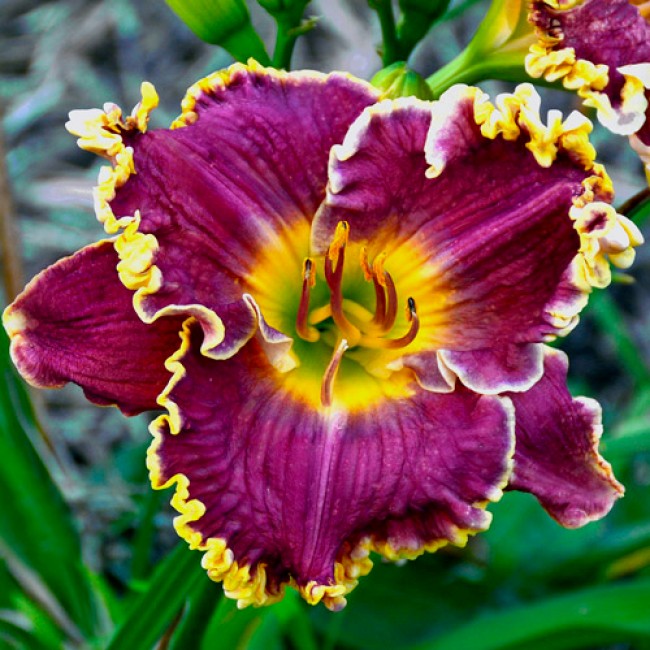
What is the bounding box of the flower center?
[247,219,437,411]
[293,222,419,407]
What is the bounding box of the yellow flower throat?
[250,221,423,411]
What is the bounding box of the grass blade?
[0,327,101,640]
[420,579,650,650]
[105,542,204,650]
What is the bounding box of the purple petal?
[527,0,650,135]
[149,322,514,609]
[440,344,544,395]
[2,241,183,415]
[507,346,623,527]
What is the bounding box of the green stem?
[369,0,402,66]
[427,49,531,98]
[617,187,650,223]
[0,111,24,302]
[273,20,299,70]
[221,23,271,65]
[426,48,474,98]
[270,4,311,70]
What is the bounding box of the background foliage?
[0,0,649,648]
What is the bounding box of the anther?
[321,339,349,407]
[328,221,349,265]
[296,258,320,342]
[359,247,373,281]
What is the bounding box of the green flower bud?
[371,62,434,100]
[165,0,270,63]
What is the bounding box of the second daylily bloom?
[526,0,650,180]
[3,62,640,608]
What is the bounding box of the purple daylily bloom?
[3,62,638,609]
[526,0,650,180]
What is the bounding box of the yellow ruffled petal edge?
[428,83,644,339]
[64,59,374,367]
[146,318,516,610]
[525,3,650,136]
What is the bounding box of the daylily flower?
[2,62,641,609]
[526,0,650,180]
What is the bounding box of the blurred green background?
[0,1,649,648]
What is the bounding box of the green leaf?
[196,590,316,650]
[105,542,205,650]
[168,575,221,650]
[586,291,650,387]
[164,0,270,64]
[0,616,56,650]
[0,327,102,641]
[418,579,650,650]
[200,597,274,650]
[619,187,650,227]
[129,488,167,583]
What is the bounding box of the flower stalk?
[427,0,535,97]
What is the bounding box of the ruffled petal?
[2,241,183,415]
[67,62,378,360]
[440,344,544,395]
[312,85,640,393]
[148,321,515,610]
[527,0,650,136]
[507,346,623,528]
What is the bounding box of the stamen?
[372,252,388,287]
[308,303,332,325]
[325,224,361,345]
[360,297,419,350]
[321,339,349,407]
[382,272,398,332]
[371,274,387,326]
[368,254,397,332]
[359,248,387,331]
[296,258,320,342]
